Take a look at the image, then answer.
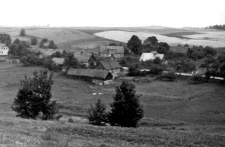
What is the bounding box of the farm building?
[74,53,97,67]
[52,57,65,65]
[96,59,121,75]
[99,45,124,58]
[139,52,164,62]
[67,68,113,85]
[0,44,9,56]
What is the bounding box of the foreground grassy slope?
[1,116,225,147]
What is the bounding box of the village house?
[74,53,97,67]
[99,45,124,58]
[96,59,121,76]
[139,51,164,62]
[0,44,9,56]
[67,68,113,85]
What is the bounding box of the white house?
[139,52,164,62]
[0,44,9,56]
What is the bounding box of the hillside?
[0,65,225,146]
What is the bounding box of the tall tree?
[127,35,142,54]
[109,81,144,127]
[11,70,58,120]
[20,28,26,36]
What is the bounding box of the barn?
[67,68,113,85]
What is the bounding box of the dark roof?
[99,59,121,70]
[67,68,112,79]
[74,53,93,63]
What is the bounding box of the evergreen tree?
[11,70,58,120]
[109,81,144,127]
[127,35,142,54]
[87,99,108,126]
[20,28,26,36]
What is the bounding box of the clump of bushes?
[87,81,144,128]
[190,74,204,84]
[157,72,177,81]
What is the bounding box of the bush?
[190,74,204,84]
[108,81,144,127]
[31,37,38,45]
[87,99,108,126]
[158,72,176,81]
[11,70,58,120]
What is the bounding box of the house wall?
[0,46,9,55]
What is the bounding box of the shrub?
[87,99,108,126]
[108,81,144,127]
[158,72,176,81]
[11,70,58,120]
[31,37,38,45]
[190,74,204,84]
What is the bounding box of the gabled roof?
[139,53,164,61]
[0,43,7,48]
[67,68,112,79]
[74,53,93,63]
[139,53,155,61]
[99,59,121,70]
[52,57,65,65]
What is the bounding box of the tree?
[11,70,58,120]
[87,99,108,126]
[127,35,142,54]
[20,29,26,36]
[30,37,38,45]
[63,52,79,72]
[143,36,158,45]
[48,40,57,49]
[108,81,144,127]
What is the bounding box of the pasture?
[1,66,225,126]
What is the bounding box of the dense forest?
[206,24,225,30]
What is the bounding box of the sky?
[1,0,225,28]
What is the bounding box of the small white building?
[0,44,9,56]
[139,51,164,62]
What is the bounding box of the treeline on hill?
[206,24,225,30]
[19,28,57,49]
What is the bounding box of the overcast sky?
[1,0,225,28]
